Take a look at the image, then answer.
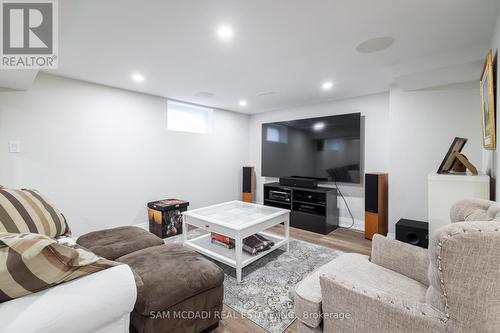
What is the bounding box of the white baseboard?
[133,222,148,230]
[338,216,364,231]
[137,216,365,236]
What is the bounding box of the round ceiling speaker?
[356,37,395,53]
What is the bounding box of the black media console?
[263,182,339,234]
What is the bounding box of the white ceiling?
[45,0,500,114]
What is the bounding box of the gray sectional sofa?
[77,226,224,333]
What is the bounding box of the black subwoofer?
[395,219,428,249]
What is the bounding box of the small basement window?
[167,100,213,134]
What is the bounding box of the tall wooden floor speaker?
[242,166,255,203]
[365,173,388,240]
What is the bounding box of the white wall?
[483,10,500,199]
[0,72,487,237]
[249,93,391,230]
[249,85,482,235]
[0,74,249,236]
[388,83,482,233]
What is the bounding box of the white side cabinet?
[428,172,490,236]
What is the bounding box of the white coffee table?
[182,201,290,283]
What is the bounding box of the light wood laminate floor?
[214,225,372,333]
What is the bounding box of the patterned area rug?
[165,230,341,333]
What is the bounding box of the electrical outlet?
[8,141,20,153]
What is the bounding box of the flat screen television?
[261,113,361,183]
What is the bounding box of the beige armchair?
[294,199,500,333]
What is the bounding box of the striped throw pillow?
[0,232,120,302]
[0,188,70,237]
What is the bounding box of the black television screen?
[261,113,361,183]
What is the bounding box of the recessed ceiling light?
[313,122,325,131]
[195,91,214,98]
[216,25,234,41]
[321,81,333,91]
[131,73,144,82]
[239,99,247,107]
[356,37,395,53]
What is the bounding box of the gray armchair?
[294,199,500,333]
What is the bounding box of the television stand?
[263,182,339,234]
